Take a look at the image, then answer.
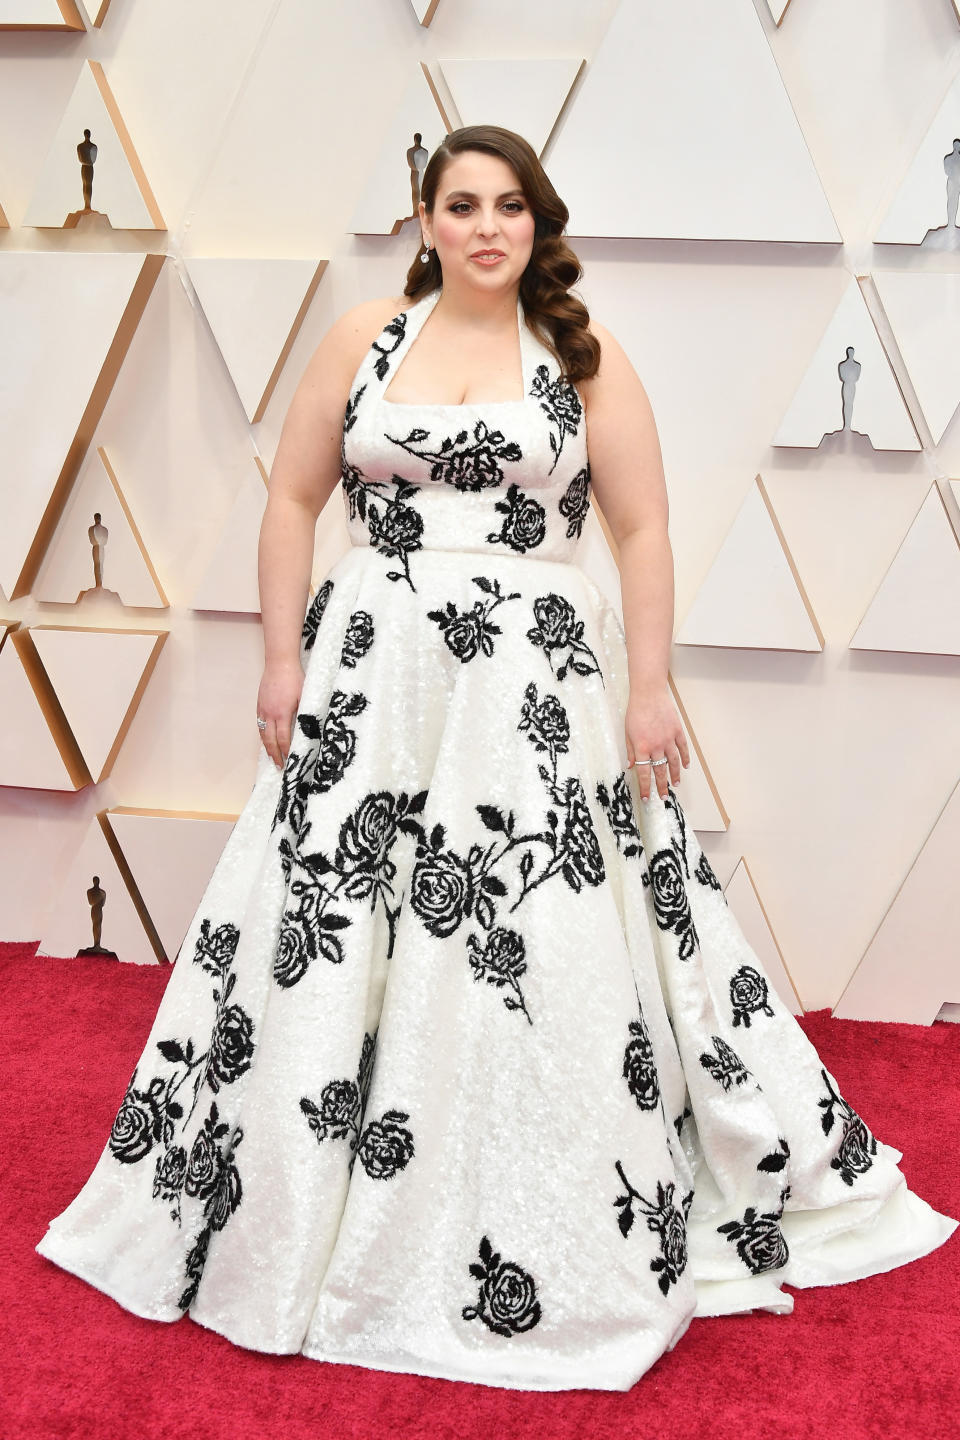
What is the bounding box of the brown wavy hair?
[401,125,601,385]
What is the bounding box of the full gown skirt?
[35,287,958,1392]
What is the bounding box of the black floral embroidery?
[462,1235,542,1336]
[529,363,582,475]
[818,1069,878,1185]
[276,787,427,988]
[558,466,591,539]
[526,593,603,685]
[673,1104,692,1138]
[486,482,546,553]
[427,575,521,663]
[623,1012,660,1111]
[613,1164,693,1296]
[717,1187,790,1276]
[300,1028,416,1180]
[356,1111,415,1179]
[385,419,522,492]
[758,1136,791,1173]
[408,683,605,1024]
[699,1035,753,1091]
[340,610,375,668]
[109,918,253,1229]
[272,689,369,840]
[730,965,776,1029]
[302,579,334,652]
[649,849,699,961]
[695,850,724,895]
[466,926,531,1024]
[367,479,425,592]
[176,1102,245,1310]
[372,311,408,381]
[596,772,645,861]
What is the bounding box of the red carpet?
[3,941,958,1440]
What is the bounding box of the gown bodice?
[340,286,592,566]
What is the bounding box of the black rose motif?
[434,609,483,662]
[372,311,408,380]
[526,593,603,684]
[529,363,582,473]
[518,682,570,759]
[109,1078,164,1164]
[336,791,400,900]
[206,991,255,1093]
[192,918,240,980]
[206,1150,243,1232]
[410,844,472,938]
[319,1079,361,1138]
[558,467,591,539]
[302,579,334,652]
[306,716,357,794]
[649,848,698,960]
[596,773,644,860]
[695,850,724,894]
[818,1068,878,1185]
[340,610,375,668]
[152,1144,188,1202]
[717,1189,790,1275]
[274,920,310,988]
[466,926,531,1023]
[386,419,522,492]
[184,1125,221,1203]
[699,1034,752,1091]
[462,1234,542,1337]
[367,484,425,591]
[613,1165,692,1296]
[730,965,776,1029]
[487,482,546,553]
[560,777,605,890]
[623,1014,660,1110]
[178,1223,212,1311]
[356,1110,415,1179]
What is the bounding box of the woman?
[36,125,956,1392]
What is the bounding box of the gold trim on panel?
[9,628,91,788]
[97,445,170,605]
[755,472,826,649]
[11,253,165,601]
[97,810,166,962]
[0,0,85,30]
[737,855,805,1013]
[252,259,329,424]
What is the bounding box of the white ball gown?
[35,285,957,1392]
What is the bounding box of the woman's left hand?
[624,685,691,802]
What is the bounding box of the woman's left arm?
[579,319,690,802]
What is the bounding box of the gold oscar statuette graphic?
[76,874,119,959]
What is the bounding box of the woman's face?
[420,149,536,295]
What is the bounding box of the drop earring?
[420,242,431,264]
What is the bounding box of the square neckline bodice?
[376,287,534,412]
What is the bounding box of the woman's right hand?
[256,656,305,769]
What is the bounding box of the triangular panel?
[849,484,960,656]
[37,812,160,965]
[34,445,168,607]
[872,270,960,444]
[763,0,793,21]
[439,58,584,157]
[772,276,920,450]
[0,0,83,28]
[23,59,164,229]
[408,0,440,23]
[186,257,327,424]
[28,626,167,782]
[0,632,86,789]
[348,64,450,235]
[191,463,268,613]
[724,858,803,1014]
[834,775,960,1023]
[875,72,960,244]
[107,808,237,962]
[0,252,163,600]
[676,476,823,651]
[544,0,839,240]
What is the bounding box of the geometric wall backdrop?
[0,628,84,790]
[22,59,164,229]
[0,0,84,28]
[544,0,840,240]
[833,773,960,1023]
[106,807,237,963]
[33,445,168,608]
[348,64,449,235]
[772,275,921,451]
[27,625,167,783]
[675,475,824,651]
[666,676,730,834]
[849,483,960,656]
[763,0,792,23]
[438,58,585,157]
[37,811,161,966]
[76,0,111,25]
[871,271,960,445]
[184,258,328,424]
[408,0,440,24]
[0,252,165,600]
[874,68,960,245]
[724,857,803,1014]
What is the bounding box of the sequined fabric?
[35,287,957,1392]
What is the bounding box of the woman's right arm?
[256,297,399,769]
